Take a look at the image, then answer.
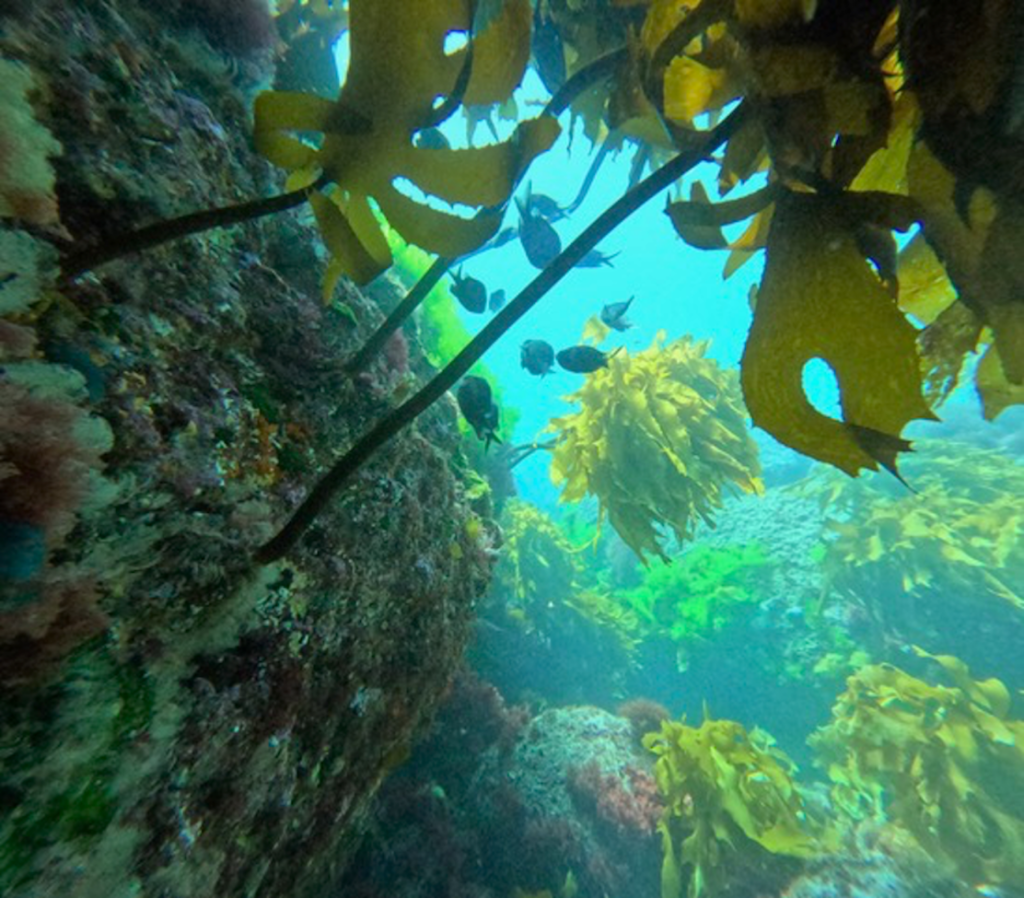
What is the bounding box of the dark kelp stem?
[508,439,557,469]
[542,47,628,118]
[255,105,747,563]
[344,48,630,374]
[345,256,452,374]
[60,174,331,279]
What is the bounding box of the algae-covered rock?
[0,56,62,227]
[0,3,492,896]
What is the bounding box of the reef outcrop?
[0,2,491,895]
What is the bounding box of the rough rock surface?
[343,695,663,898]
[0,2,492,895]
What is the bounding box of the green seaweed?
[623,543,772,648]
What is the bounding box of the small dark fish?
[489,289,506,312]
[600,296,634,332]
[556,345,614,374]
[528,192,567,223]
[520,339,555,377]
[457,376,502,449]
[414,127,451,150]
[516,198,562,269]
[450,268,487,314]
[578,248,620,268]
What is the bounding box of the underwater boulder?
[0,4,494,896]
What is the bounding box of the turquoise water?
[3,4,1023,897]
[337,35,1024,898]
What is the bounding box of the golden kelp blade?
[741,191,933,477]
[373,183,505,259]
[666,181,727,249]
[896,232,956,325]
[976,345,1024,421]
[666,182,777,251]
[254,0,557,287]
[395,117,561,209]
[974,202,1024,384]
[908,142,1024,398]
[253,91,333,169]
[310,192,389,292]
[343,0,470,129]
[463,0,533,106]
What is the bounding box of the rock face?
[341,689,664,898]
[0,3,491,895]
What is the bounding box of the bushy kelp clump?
[645,714,830,898]
[547,334,763,563]
[810,649,1024,887]
[495,499,580,613]
[477,501,640,704]
[793,440,1024,666]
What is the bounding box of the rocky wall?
[0,2,492,895]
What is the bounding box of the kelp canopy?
[57,0,1024,558]
[523,0,1024,459]
[254,0,558,295]
[275,0,1023,559]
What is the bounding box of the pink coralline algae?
[569,760,664,835]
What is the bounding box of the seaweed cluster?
[254,0,556,294]
[547,333,762,563]
[810,650,1024,886]
[642,0,1023,470]
[495,499,580,612]
[794,440,1024,661]
[644,714,829,898]
[623,543,772,650]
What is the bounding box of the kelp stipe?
[254,106,748,563]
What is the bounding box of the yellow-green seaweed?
[546,333,763,564]
[644,714,830,898]
[810,650,1024,886]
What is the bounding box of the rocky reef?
[341,681,664,898]
[0,2,492,895]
